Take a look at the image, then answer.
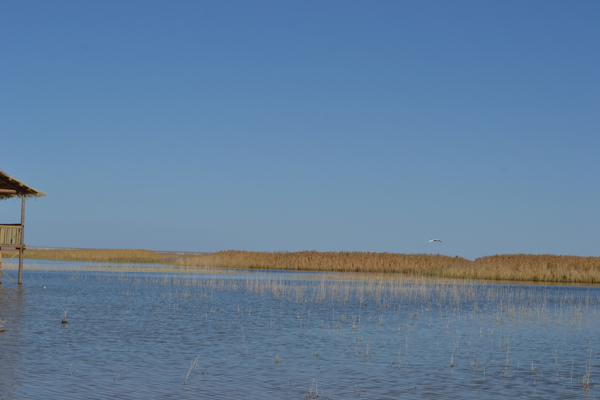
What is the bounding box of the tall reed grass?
[6,249,600,284]
[8,249,167,264]
[188,250,466,274]
[182,251,600,283]
[448,254,600,283]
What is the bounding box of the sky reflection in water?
[0,264,599,399]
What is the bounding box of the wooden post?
[18,196,25,285]
[0,249,3,285]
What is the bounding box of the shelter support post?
[18,196,25,285]
[0,249,2,285]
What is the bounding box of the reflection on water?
[0,264,599,399]
[0,284,24,399]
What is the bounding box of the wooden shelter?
[0,169,45,284]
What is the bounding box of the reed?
[177,250,467,274]
[6,249,600,283]
[467,254,600,283]
[11,249,169,264]
[183,355,200,385]
[176,251,600,283]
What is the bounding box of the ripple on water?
[0,266,598,399]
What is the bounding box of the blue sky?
[1,1,599,259]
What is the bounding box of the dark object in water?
[61,311,68,324]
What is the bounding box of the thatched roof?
[0,169,46,200]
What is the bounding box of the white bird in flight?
[428,239,442,243]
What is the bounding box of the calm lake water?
[0,261,599,399]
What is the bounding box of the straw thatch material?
[0,169,46,200]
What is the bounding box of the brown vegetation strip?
[4,249,600,284]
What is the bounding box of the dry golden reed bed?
[4,249,600,284]
[13,249,167,264]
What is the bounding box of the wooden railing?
[0,224,22,245]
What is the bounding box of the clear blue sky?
[1,1,598,259]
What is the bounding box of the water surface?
[0,263,599,399]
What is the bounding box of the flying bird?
[428,239,442,243]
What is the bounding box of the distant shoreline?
[2,248,600,284]
[25,246,207,256]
